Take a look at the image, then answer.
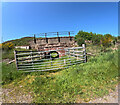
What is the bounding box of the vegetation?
[75,30,117,47]
[2,49,118,103]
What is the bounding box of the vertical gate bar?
[31,50,34,69]
[50,53,53,67]
[77,48,79,61]
[14,50,18,70]
[68,49,71,65]
[82,44,86,63]
[64,59,66,65]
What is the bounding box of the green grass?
[2,62,30,85]
[2,49,118,103]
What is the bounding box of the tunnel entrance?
[48,51,59,59]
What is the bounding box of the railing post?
[57,32,60,43]
[34,34,36,44]
[82,44,87,62]
[69,32,72,41]
[14,50,18,70]
[45,33,48,43]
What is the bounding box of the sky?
[2,2,118,42]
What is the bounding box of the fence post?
[14,50,18,70]
[82,44,87,63]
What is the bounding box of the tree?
[76,30,91,40]
[76,37,85,46]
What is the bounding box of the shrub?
[2,42,14,51]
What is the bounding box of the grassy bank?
[2,49,118,103]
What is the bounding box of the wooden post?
[82,44,87,63]
[14,50,18,70]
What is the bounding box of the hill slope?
[3,37,34,46]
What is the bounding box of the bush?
[2,42,14,51]
[76,37,85,46]
[101,34,113,47]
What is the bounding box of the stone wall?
[29,36,76,50]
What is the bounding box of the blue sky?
[2,2,118,42]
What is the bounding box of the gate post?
[82,44,87,62]
[14,50,18,70]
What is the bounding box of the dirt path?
[88,84,119,103]
[2,85,119,103]
[2,86,33,103]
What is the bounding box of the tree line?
[75,30,118,47]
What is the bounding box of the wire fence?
[14,44,86,72]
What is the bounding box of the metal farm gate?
[14,44,86,72]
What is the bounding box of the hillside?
[3,37,34,46]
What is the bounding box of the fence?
[14,44,86,72]
[34,31,74,38]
